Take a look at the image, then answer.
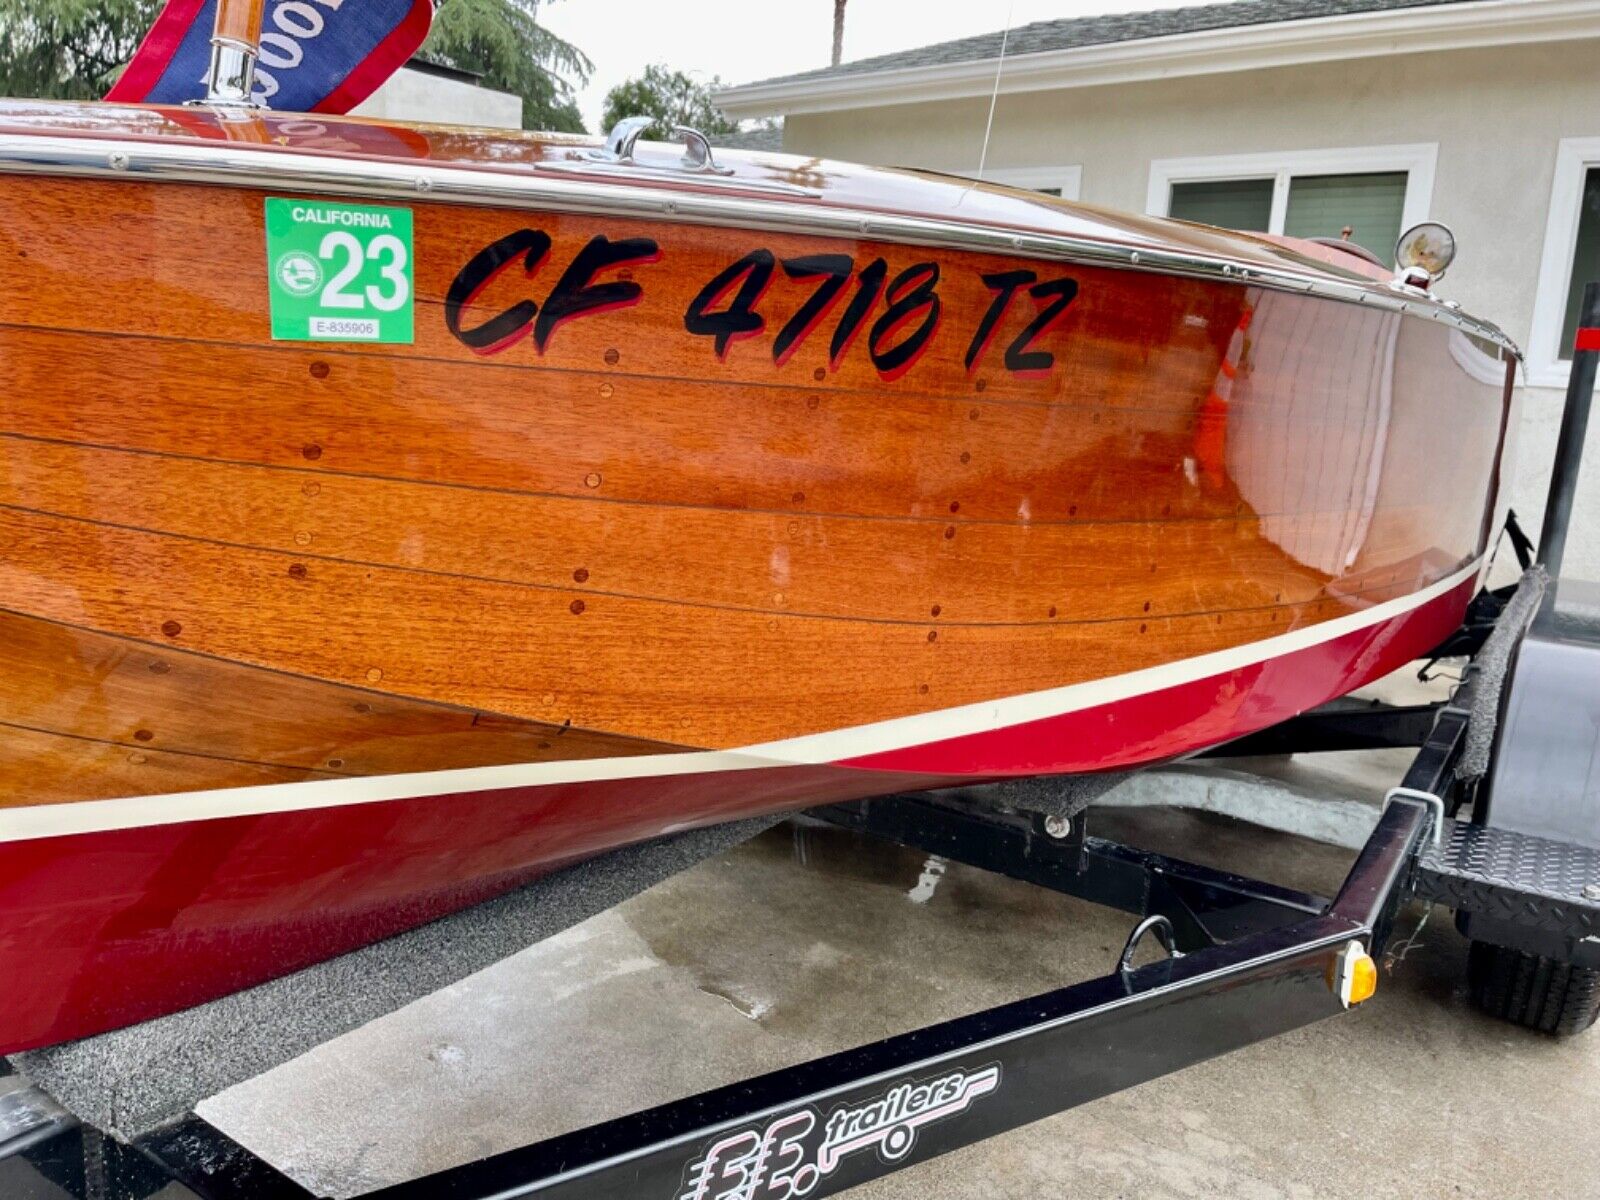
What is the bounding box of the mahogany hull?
[0,103,1517,1050]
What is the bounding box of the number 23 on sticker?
[264,198,414,344]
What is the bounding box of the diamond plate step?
[1416,818,1600,935]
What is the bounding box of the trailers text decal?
[676,1064,1000,1199]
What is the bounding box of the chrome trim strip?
[0,132,1519,354]
[533,157,817,198]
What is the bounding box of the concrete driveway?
[195,776,1600,1199]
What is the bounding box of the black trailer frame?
[0,741,1452,1200]
[6,283,1600,1200]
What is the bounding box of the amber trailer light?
[1330,939,1379,1008]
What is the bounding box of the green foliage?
[0,0,160,99]
[600,64,737,138]
[421,0,592,133]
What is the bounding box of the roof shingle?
[714,123,786,152]
[734,0,1474,88]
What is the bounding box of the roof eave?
[714,0,1600,117]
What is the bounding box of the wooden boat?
[0,98,1517,1053]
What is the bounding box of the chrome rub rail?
[0,132,1519,355]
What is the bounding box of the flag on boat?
[106,0,434,112]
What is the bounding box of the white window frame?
[1145,143,1437,242]
[980,165,1083,201]
[1527,136,1600,389]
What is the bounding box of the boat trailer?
[4,288,1600,1197]
[6,639,1597,1200]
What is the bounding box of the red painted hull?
[0,573,1470,1052]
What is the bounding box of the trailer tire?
[1467,941,1600,1036]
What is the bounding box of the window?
[1169,178,1273,232]
[1529,139,1600,387]
[1282,172,1408,259]
[980,165,1083,202]
[1169,173,1407,251]
[1561,169,1600,358]
[1148,145,1437,260]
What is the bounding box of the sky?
[538,0,1208,134]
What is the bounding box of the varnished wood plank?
[0,325,1217,524]
[0,505,1452,748]
[0,324,1501,531]
[0,435,1479,625]
[0,722,342,806]
[0,609,676,808]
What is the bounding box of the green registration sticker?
[264,198,413,343]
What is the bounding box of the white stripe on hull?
[0,558,1481,843]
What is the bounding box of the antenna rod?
[204,0,267,106]
[974,3,1014,183]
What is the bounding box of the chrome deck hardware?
[581,117,736,178]
[193,0,266,109]
[672,125,734,176]
[585,115,653,165]
[200,39,263,109]
[543,116,809,196]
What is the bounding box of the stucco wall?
[352,67,522,130]
[782,39,1600,581]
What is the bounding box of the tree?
[0,0,592,135]
[832,0,846,67]
[0,0,159,99]
[420,0,592,133]
[600,65,737,139]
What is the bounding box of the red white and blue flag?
[107,0,434,113]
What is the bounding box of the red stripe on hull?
[0,576,1472,1052]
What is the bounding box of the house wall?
[782,39,1600,581]
[352,67,522,130]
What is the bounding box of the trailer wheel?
[1467,941,1600,1036]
